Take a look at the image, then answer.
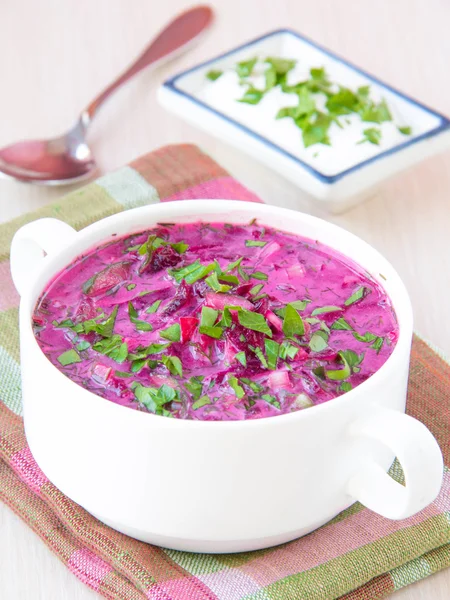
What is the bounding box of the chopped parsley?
[146,299,162,314]
[344,286,367,306]
[282,304,305,337]
[245,240,267,247]
[57,349,82,366]
[128,302,152,332]
[206,57,411,149]
[206,69,223,81]
[160,323,181,342]
[238,309,272,336]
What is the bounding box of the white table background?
[0,0,449,598]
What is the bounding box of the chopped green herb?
[238,86,264,105]
[53,318,75,329]
[282,304,305,337]
[344,286,367,306]
[217,307,233,328]
[341,349,365,370]
[76,340,91,351]
[225,257,244,272]
[279,340,299,360]
[57,349,82,366]
[131,358,147,373]
[302,113,332,148]
[250,271,268,281]
[265,57,296,75]
[93,335,128,363]
[228,375,245,398]
[325,87,358,115]
[275,300,309,317]
[128,302,152,332]
[309,330,329,352]
[236,57,257,78]
[145,299,162,314]
[199,325,223,339]
[126,283,136,291]
[311,305,341,316]
[245,240,267,247]
[251,346,268,368]
[352,331,377,343]
[310,66,327,81]
[331,317,353,331]
[360,98,392,124]
[169,260,215,284]
[205,272,232,293]
[115,370,132,378]
[200,306,218,328]
[265,339,280,370]
[340,381,353,392]
[325,352,351,381]
[371,337,384,352]
[238,309,272,337]
[146,342,172,355]
[264,66,277,91]
[250,283,264,296]
[83,305,118,338]
[241,378,263,393]
[133,383,176,414]
[206,69,223,81]
[161,355,183,377]
[398,126,412,135]
[218,273,239,285]
[235,351,247,367]
[358,127,382,145]
[160,323,181,342]
[238,265,249,281]
[262,394,281,409]
[192,395,211,410]
[185,376,204,400]
[138,235,165,256]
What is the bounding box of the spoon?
[0,5,213,185]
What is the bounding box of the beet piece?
[205,292,254,311]
[83,261,131,297]
[267,370,292,390]
[252,297,270,315]
[162,280,192,315]
[193,279,210,298]
[227,324,264,352]
[75,297,97,321]
[140,245,181,274]
[235,283,253,296]
[180,317,199,343]
[265,310,283,332]
[32,315,45,327]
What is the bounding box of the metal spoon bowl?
[0,5,213,185]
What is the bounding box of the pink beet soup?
[32,220,398,420]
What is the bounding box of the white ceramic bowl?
[10,201,443,553]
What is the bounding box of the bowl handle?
[10,218,78,297]
[346,407,443,519]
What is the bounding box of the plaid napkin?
[0,144,449,600]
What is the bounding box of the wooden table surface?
[1,0,449,598]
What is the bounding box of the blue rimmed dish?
[158,29,450,213]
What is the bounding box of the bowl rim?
[162,27,450,184]
[21,199,413,429]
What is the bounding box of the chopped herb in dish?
[205,56,412,149]
[33,221,398,421]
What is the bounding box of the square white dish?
[158,29,450,213]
